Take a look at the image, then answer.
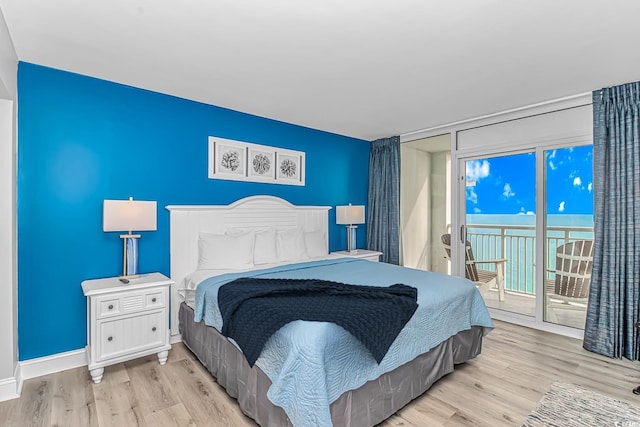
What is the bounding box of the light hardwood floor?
[1,321,639,426]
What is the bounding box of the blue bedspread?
[218,278,418,366]
[194,258,494,427]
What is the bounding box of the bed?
[167,195,493,427]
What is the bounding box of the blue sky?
[465,146,593,215]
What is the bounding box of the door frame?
[453,140,592,339]
[401,93,593,339]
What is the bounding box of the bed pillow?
[226,227,278,265]
[198,231,255,270]
[276,228,308,262]
[304,230,328,258]
[253,228,278,265]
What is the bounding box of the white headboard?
[166,195,331,337]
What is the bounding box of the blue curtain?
[366,136,400,264]
[584,81,640,360]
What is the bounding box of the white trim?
[0,98,17,399]
[401,92,592,142]
[14,362,21,396]
[19,348,87,381]
[489,309,584,340]
[170,334,183,345]
[0,363,19,402]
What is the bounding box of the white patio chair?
[545,240,593,323]
[441,233,506,301]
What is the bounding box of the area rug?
[522,382,640,426]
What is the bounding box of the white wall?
[0,5,18,392]
[0,9,16,99]
[0,99,16,380]
[401,134,452,273]
[429,151,450,274]
[400,145,431,270]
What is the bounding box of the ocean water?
[467,214,594,228]
[465,214,594,293]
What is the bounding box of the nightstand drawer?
[99,298,121,317]
[145,291,164,308]
[95,288,166,319]
[97,311,166,362]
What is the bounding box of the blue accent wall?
[17,62,370,360]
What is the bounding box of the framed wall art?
[208,136,305,186]
[276,149,305,185]
[248,147,276,182]
[212,138,246,178]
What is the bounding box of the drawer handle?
[108,304,114,310]
[152,327,157,332]
[107,336,113,342]
[151,297,157,303]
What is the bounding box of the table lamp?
[103,197,157,278]
[336,204,365,253]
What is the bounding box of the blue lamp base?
[346,225,358,253]
[121,234,140,278]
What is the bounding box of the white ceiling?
[1,0,639,141]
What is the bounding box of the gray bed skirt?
[179,302,484,427]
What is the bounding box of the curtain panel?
[366,136,400,264]
[584,81,640,360]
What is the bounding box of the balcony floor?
[480,287,587,330]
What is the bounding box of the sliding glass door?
[457,144,593,328]
[543,145,594,328]
[461,152,536,316]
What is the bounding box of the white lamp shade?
[103,199,157,232]
[336,205,365,225]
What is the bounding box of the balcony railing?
[466,224,594,295]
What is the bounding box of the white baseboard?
[0,363,20,402]
[19,348,87,381]
[0,348,86,402]
[170,333,182,345]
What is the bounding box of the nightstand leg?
[90,367,104,384]
[157,350,169,365]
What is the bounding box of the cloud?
[466,160,490,181]
[548,150,559,170]
[516,207,534,215]
[558,201,565,212]
[573,177,582,187]
[502,183,515,198]
[473,207,481,213]
[588,182,593,192]
[467,188,478,204]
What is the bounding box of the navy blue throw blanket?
[218,278,418,367]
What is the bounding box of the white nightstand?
[81,272,173,384]
[332,249,383,262]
